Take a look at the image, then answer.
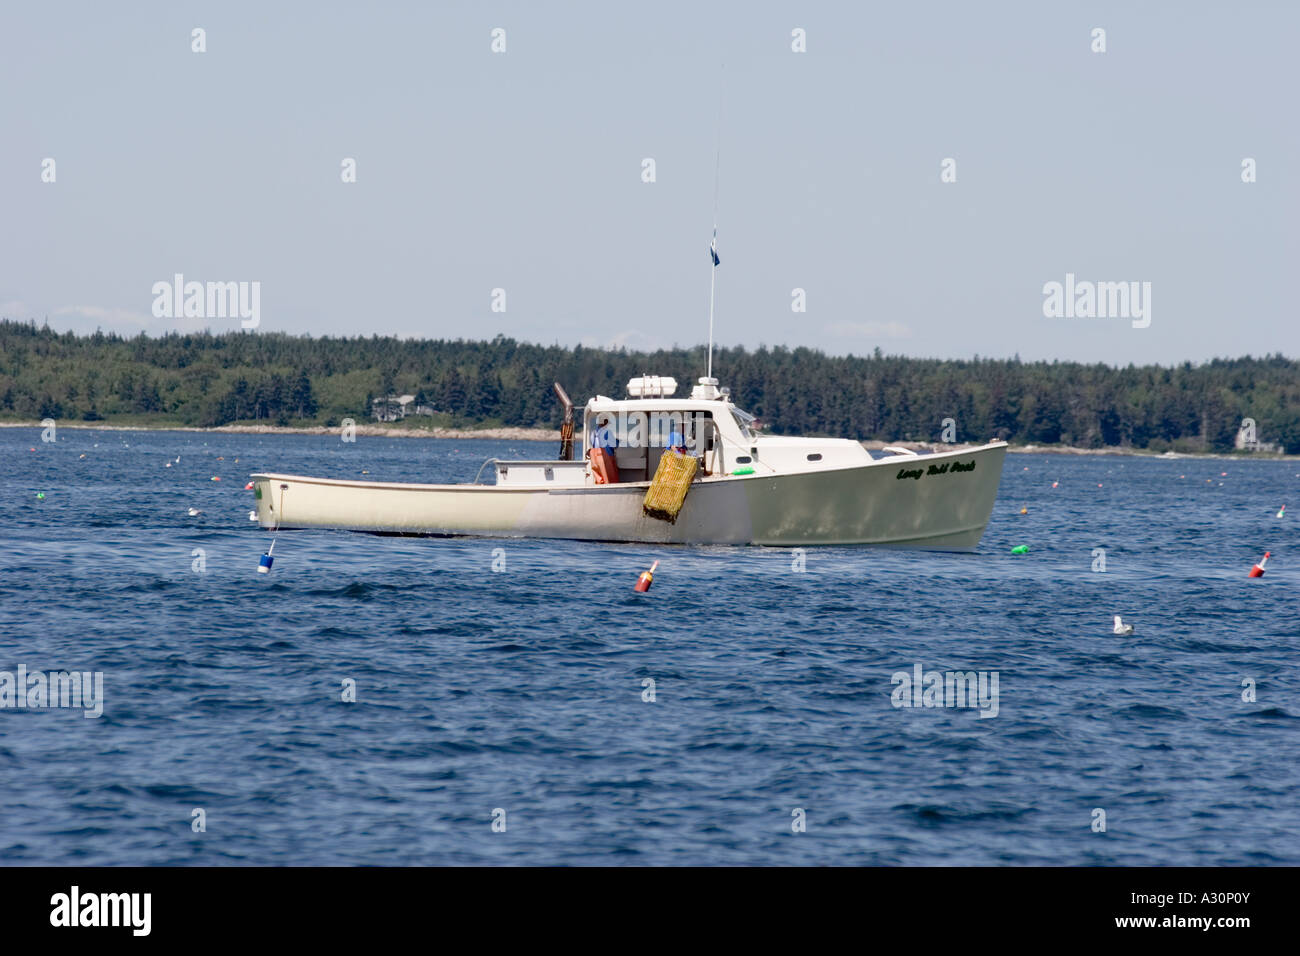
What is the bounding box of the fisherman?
[588,414,620,484]
[591,415,618,455]
[665,425,689,455]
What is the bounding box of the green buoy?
[1010,545,1029,554]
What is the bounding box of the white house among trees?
[371,392,435,421]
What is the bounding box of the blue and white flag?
[710,230,720,267]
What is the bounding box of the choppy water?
[1,427,1297,865]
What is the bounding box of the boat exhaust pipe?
[554,382,575,461]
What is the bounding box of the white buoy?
[1113,615,1134,636]
[187,507,202,517]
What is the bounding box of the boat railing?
[472,458,500,484]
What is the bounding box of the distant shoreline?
[0,421,561,441]
[2,420,1291,460]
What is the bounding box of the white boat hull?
[250,442,1007,549]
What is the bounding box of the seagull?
[1113,615,1134,636]
[248,510,258,521]
[187,507,202,517]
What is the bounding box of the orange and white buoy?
[634,560,659,592]
[1248,551,1270,578]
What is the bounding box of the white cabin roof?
[586,396,733,415]
[587,374,735,415]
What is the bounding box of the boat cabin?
[491,375,872,487]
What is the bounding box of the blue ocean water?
[1,427,1297,866]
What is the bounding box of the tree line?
[1,319,1296,452]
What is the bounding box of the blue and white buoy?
[258,539,275,574]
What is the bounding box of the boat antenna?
[706,65,724,384]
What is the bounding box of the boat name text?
[896,460,976,480]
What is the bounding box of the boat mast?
[706,67,723,385]
[707,226,717,381]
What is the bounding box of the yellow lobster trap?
[642,451,698,523]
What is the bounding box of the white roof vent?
[690,377,721,400]
[626,375,677,398]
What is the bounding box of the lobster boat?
[249,375,1007,549]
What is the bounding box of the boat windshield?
[731,407,758,442]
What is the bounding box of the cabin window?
[731,408,758,441]
[735,455,752,464]
[806,453,822,462]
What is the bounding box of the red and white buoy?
[634,560,659,592]
[1248,551,1270,578]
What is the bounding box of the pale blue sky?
[2,1,1295,364]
